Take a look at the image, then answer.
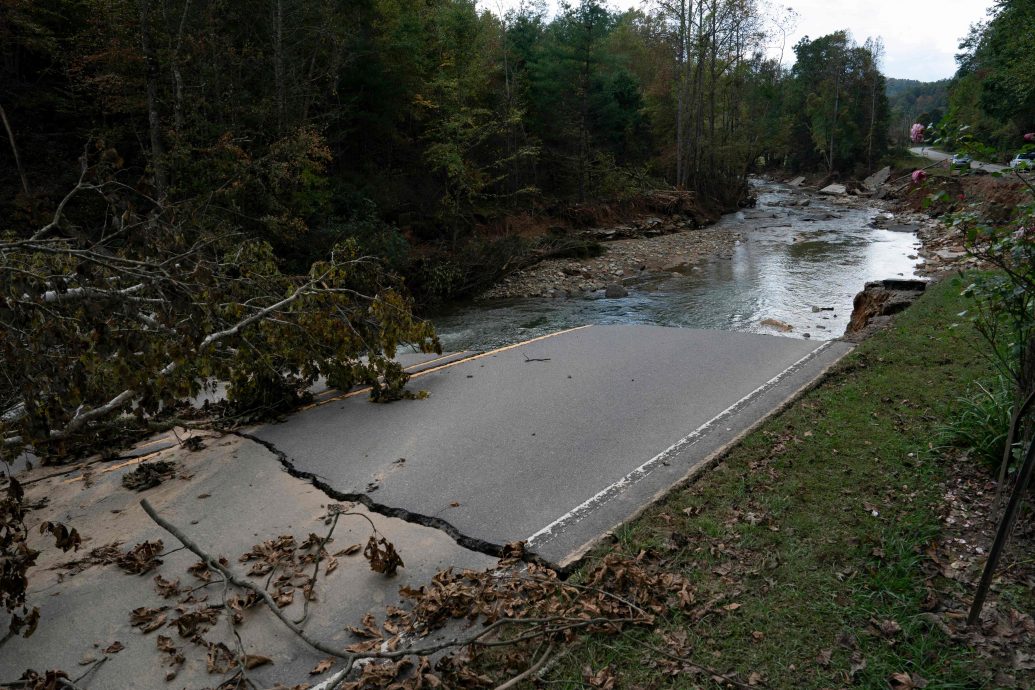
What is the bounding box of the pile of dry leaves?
[63,512,698,690]
[333,547,692,689]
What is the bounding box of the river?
[432,178,923,351]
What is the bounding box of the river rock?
[788,176,806,186]
[605,284,629,298]
[760,318,793,332]
[819,184,847,195]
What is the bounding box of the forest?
[941,0,1035,154]
[886,77,949,144]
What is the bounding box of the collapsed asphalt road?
[255,324,853,566]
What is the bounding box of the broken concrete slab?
[819,183,847,195]
[934,248,967,261]
[3,433,494,689]
[788,176,806,186]
[862,166,891,190]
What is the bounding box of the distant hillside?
[886,77,950,142]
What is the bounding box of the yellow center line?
[63,448,167,484]
[309,324,593,408]
[309,351,467,402]
[134,435,178,450]
[119,325,591,454]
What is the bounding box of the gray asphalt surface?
[909,146,1006,173]
[255,325,853,564]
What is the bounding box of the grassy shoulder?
[548,276,997,688]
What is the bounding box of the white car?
[1010,152,1035,170]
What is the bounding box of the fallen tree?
[0,153,439,463]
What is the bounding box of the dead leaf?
[364,535,404,576]
[156,635,185,680]
[242,654,272,670]
[334,543,362,557]
[130,606,167,633]
[117,540,164,575]
[347,612,383,640]
[815,649,832,668]
[206,642,236,674]
[1013,650,1035,671]
[153,575,181,598]
[172,606,221,638]
[275,586,295,608]
[849,651,867,678]
[40,521,82,552]
[889,671,912,688]
[310,658,335,675]
[878,618,903,637]
[103,641,124,654]
[188,560,216,582]
[583,665,616,689]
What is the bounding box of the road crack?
[231,431,558,570]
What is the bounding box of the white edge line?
[525,340,836,547]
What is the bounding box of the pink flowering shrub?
[910,123,925,143]
[1024,133,1035,142]
[911,169,927,184]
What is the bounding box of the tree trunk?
[169,0,192,134]
[828,68,840,174]
[0,102,30,197]
[273,0,286,133]
[140,0,168,198]
[675,0,690,188]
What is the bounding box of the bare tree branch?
[29,155,89,242]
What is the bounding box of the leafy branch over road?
[0,154,439,462]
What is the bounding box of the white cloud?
[773,0,995,80]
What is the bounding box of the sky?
[482,0,996,82]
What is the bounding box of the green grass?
[938,375,1015,470]
[545,276,996,689]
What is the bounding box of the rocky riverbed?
[480,223,741,299]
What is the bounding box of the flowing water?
[431,179,923,351]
